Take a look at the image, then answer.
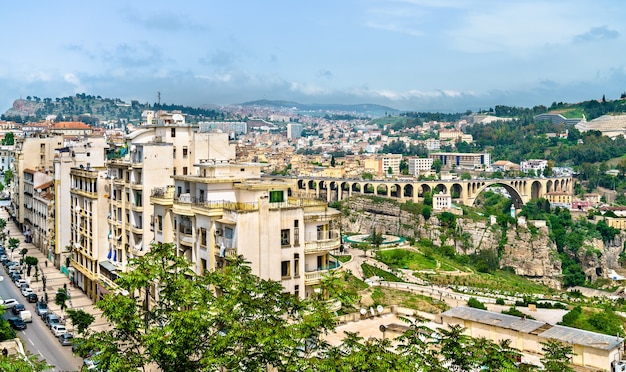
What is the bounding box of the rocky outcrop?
[341,196,564,288]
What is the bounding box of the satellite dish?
[360,308,367,315]
[377,305,384,313]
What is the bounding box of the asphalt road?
[1,268,83,371]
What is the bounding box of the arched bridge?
[273,176,572,208]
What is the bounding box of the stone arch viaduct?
[274,176,573,208]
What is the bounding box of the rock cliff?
[339,196,623,289]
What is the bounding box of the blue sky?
[1,0,625,113]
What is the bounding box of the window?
[281,261,290,278]
[294,254,300,278]
[157,215,163,231]
[173,168,177,176]
[294,284,299,298]
[293,220,300,246]
[269,190,284,203]
[183,167,188,175]
[183,146,188,158]
[171,128,176,138]
[173,148,176,159]
[200,228,207,247]
[281,229,290,246]
[224,227,233,239]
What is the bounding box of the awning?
[100,260,118,273]
[216,217,236,225]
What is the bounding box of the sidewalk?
[0,208,110,333]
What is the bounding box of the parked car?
[11,303,25,315]
[26,293,38,303]
[1,298,19,309]
[51,324,67,337]
[83,351,102,370]
[7,317,27,330]
[58,333,74,346]
[35,301,48,317]
[45,313,60,329]
[10,273,22,282]
[14,278,27,288]
[21,287,33,297]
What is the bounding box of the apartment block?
[151,150,343,299]
[99,116,237,298]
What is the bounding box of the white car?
[51,324,67,337]
[14,279,27,288]
[21,287,34,297]
[1,298,18,309]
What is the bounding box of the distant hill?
[2,94,226,124]
[240,99,399,117]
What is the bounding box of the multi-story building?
[428,152,491,170]
[520,159,548,175]
[0,144,13,174]
[408,157,433,176]
[54,136,107,271]
[69,165,109,299]
[151,157,343,300]
[11,134,63,230]
[98,115,235,298]
[287,123,303,139]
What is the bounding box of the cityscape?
[0,95,626,370]
[2,1,626,371]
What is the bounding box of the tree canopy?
[75,242,568,371]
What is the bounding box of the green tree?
[1,132,14,145]
[78,242,337,372]
[3,170,12,187]
[24,256,38,276]
[55,288,69,312]
[0,351,51,371]
[8,237,20,259]
[432,159,443,173]
[540,339,575,372]
[66,308,95,335]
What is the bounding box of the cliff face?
[340,196,621,289]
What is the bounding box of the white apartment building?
[381,154,403,175]
[520,159,548,175]
[54,136,108,271]
[408,157,433,176]
[99,116,236,298]
[150,138,342,299]
[424,138,440,151]
[287,123,303,139]
[0,145,13,174]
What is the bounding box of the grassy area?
[438,262,458,271]
[422,268,554,295]
[377,249,437,270]
[361,263,403,282]
[368,287,449,313]
[333,255,352,263]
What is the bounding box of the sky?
[1,0,625,113]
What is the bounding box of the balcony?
[304,260,343,285]
[130,182,143,190]
[177,227,194,246]
[304,230,341,254]
[151,186,175,206]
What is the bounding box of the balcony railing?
[304,260,343,285]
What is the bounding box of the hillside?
[2,94,226,124]
[240,99,399,117]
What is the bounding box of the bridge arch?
[471,182,525,208]
[403,184,414,198]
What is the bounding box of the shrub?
[467,297,487,310]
